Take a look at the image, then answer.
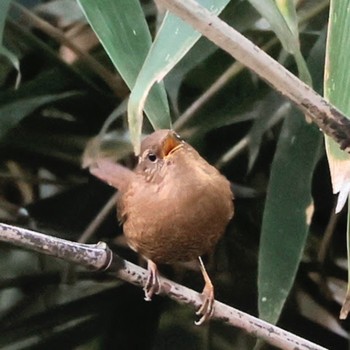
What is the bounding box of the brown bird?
[89,129,234,324]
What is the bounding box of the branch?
[156,0,350,154]
[11,2,121,96]
[0,223,327,350]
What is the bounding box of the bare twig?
[215,102,291,168]
[174,38,278,132]
[0,223,327,350]
[78,193,117,244]
[12,2,121,95]
[5,161,34,204]
[6,19,105,95]
[174,0,329,132]
[0,223,112,270]
[156,0,350,154]
[0,171,83,186]
[318,199,340,265]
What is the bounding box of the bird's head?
[137,129,185,180]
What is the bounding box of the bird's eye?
[148,153,157,162]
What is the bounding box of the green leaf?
[166,0,261,119]
[340,201,350,319]
[324,1,350,112]
[0,92,78,139]
[0,0,11,39]
[128,0,230,154]
[77,0,170,149]
[248,0,311,84]
[275,0,299,38]
[0,0,21,85]
[258,110,322,324]
[248,0,296,53]
[257,31,325,324]
[35,0,85,27]
[247,94,288,171]
[324,0,350,212]
[324,0,350,318]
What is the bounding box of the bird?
[89,129,234,325]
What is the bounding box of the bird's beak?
[162,133,183,158]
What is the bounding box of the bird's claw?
[144,260,161,301]
[194,256,215,325]
[195,285,215,326]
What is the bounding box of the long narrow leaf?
[77,0,170,149]
[128,0,230,154]
[248,0,311,83]
[258,110,322,324]
[324,0,350,319]
[0,0,20,85]
[0,0,11,39]
[258,31,325,324]
[0,92,78,139]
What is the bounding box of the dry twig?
[11,2,121,95]
[0,223,327,350]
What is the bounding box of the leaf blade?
[248,0,311,83]
[0,92,78,139]
[324,0,350,318]
[77,0,170,149]
[258,110,322,324]
[128,0,230,153]
[0,0,21,85]
[257,30,325,324]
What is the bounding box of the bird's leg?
[144,259,161,301]
[195,256,215,325]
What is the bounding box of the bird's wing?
[89,158,135,193]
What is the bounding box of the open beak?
[162,133,183,158]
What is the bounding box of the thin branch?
[215,136,250,169]
[0,223,327,350]
[156,0,350,153]
[0,223,112,270]
[78,193,117,244]
[11,2,121,96]
[173,0,329,132]
[174,37,278,132]
[215,102,291,168]
[318,199,340,265]
[0,171,84,186]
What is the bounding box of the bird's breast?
[121,149,233,264]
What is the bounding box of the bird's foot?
[195,281,215,325]
[144,260,161,301]
[195,256,215,325]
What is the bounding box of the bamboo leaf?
[324,0,350,319]
[77,0,170,151]
[0,92,78,139]
[257,30,325,324]
[128,0,230,154]
[248,0,311,83]
[324,0,350,214]
[275,0,299,38]
[248,0,296,53]
[0,0,11,39]
[258,110,322,324]
[0,0,21,86]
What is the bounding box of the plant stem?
[157,0,350,153]
[0,222,328,350]
[12,2,121,96]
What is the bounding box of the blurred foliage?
[0,0,349,349]
[324,0,350,320]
